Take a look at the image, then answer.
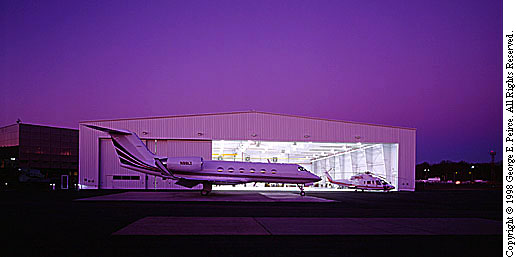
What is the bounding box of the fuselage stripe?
[111,139,160,171]
[115,148,160,172]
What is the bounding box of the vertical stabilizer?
[324,171,334,182]
[84,125,164,174]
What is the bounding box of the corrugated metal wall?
[79,111,416,190]
[100,139,145,189]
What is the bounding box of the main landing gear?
[201,183,212,196]
[297,184,306,196]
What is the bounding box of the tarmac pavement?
[0,189,502,256]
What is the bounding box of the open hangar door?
[212,140,399,190]
[311,144,399,190]
[99,138,211,189]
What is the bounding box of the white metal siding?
[99,139,145,189]
[94,139,211,189]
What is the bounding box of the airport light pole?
[490,151,496,184]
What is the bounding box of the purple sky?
[0,0,502,164]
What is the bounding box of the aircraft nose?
[312,174,321,182]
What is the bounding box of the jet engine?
[166,157,203,172]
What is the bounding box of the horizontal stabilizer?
[154,158,174,177]
[83,125,132,135]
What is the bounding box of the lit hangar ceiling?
[212,140,381,164]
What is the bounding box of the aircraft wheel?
[201,190,210,196]
[300,191,306,196]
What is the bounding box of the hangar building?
[79,111,416,191]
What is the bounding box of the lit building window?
[217,167,224,172]
[239,168,245,173]
[250,169,255,173]
[228,167,234,173]
[271,169,277,174]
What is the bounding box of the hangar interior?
[96,138,399,190]
[212,140,399,188]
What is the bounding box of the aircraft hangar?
[79,111,416,191]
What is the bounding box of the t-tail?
[324,169,335,183]
[84,125,173,177]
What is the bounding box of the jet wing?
[174,175,249,188]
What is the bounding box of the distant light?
[471,165,475,169]
[455,181,461,185]
[10,157,15,161]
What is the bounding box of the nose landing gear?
[200,183,212,196]
[297,184,306,196]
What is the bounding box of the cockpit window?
[297,166,308,172]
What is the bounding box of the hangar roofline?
[0,123,78,131]
[79,110,416,131]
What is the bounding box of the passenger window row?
[217,167,277,174]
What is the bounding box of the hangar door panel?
[99,139,145,189]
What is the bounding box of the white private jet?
[86,125,320,196]
[325,170,395,192]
